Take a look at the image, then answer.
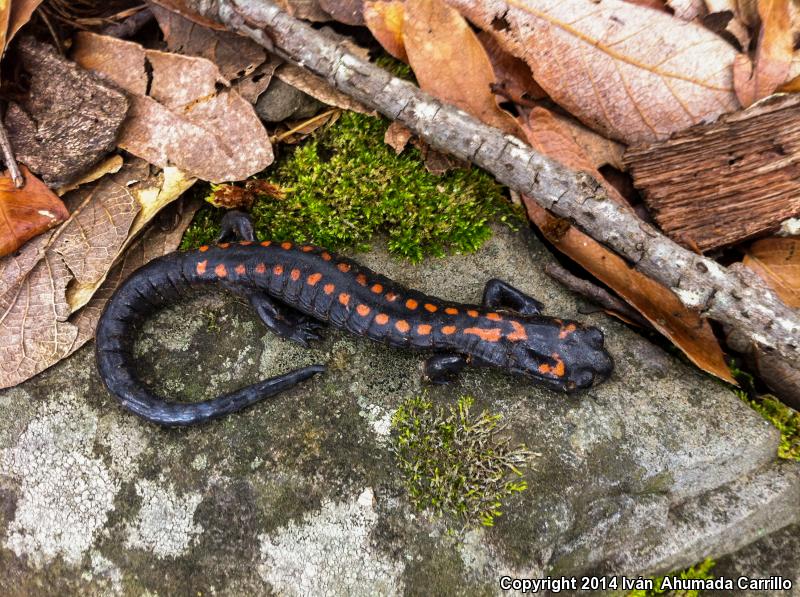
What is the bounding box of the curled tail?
[95,253,324,426]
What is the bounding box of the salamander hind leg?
[423,353,467,384]
[247,292,324,347]
[482,278,543,316]
[218,210,256,243]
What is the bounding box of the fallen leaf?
[521,107,734,383]
[404,0,522,137]
[734,0,793,106]
[669,0,708,19]
[56,155,124,196]
[4,37,129,186]
[385,120,414,153]
[234,58,280,104]
[275,0,332,21]
[320,0,365,24]
[0,1,9,57]
[276,64,375,114]
[551,112,627,170]
[624,0,669,10]
[477,31,548,105]
[364,1,408,61]
[0,166,69,258]
[72,32,273,183]
[743,237,800,308]
[446,0,740,143]
[5,0,44,50]
[706,0,759,27]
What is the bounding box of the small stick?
[0,107,24,188]
[270,108,338,143]
[544,262,652,329]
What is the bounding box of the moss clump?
[391,395,532,527]
[181,111,520,261]
[627,558,715,597]
[736,391,800,461]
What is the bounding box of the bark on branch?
[182,0,800,369]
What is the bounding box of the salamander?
[96,211,614,426]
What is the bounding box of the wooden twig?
[0,106,24,188]
[179,0,800,369]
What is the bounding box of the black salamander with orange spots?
[96,211,614,426]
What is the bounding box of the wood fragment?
[624,94,800,252]
[181,0,800,369]
[0,111,23,188]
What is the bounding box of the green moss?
[391,395,532,527]
[181,111,520,262]
[627,558,715,597]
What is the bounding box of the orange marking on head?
[371,284,383,294]
[196,260,208,275]
[215,263,227,277]
[559,323,577,339]
[385,292,398,302]
[199,245,209,252]
[324,283,335,295]
[356,273,367,286]
[540,354,566,377]
[302,245,314,252]
[235,264,246,275]
[405,299,418,310]
[357,304,370,316]
[260,240,272,247]
[218,242,230,249]
[239,240,252,246]
[321,252,332,261]
[255,263,267,274]
[445,307,458,315]
[424,303,438,313]
[273,264,284,275]
[467,309,479,317]
[337,262,351,273]
[308,273,322,286]
[416,324,432,335]
[442,326,456,335]
[395,320,410,333]
[338,293,350,306]
[291,268,301,281]
[506,321,528,342]
[375,313,389,325]
[281,241,292,250]
[486,312,502,322]
[464,327,502,342]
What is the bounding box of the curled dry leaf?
[521,107,734,383]
[0,166,69,258]
[446,0,740,144]
[743,237,800,308]
[364,1,408,61]
[477,31,548,105]
[72,32,273,183]
[385,121,414,153]
[56,154,124,196]
[404,0,522,138]
[4,0,45,51]
[734,0,794,106]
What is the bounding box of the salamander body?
[96,212,613,426]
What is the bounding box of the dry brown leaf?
[320,0,365,24]
[734,0,794,106]
[72,32,272,183]
[276,64,375,114]
[0,166,69,258]
[624,0,669,10]
[477,31,548,105]
[274,0,332,21]
[364,1,408,61]
[4,0,44,50]
[551,112,627,170]
[385,121,414,153]
[404,0,522,138]
[743,237,800,307]
[669,0,709,19]
[447,0,740,144]
[0,1,9,57]
[56,155,124,196]
[521,107,735,383]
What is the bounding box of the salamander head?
[508,319,614,392]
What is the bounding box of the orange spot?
[424,303,438,313]
[337,263,351,273]
[375,313,389,325]
[464,327,502,342]
[356,273,367,286]
[308,273,322,286]
[215,264,227,278]
[281,242,292,250]
[339,293,350,306]
[486,312,502,321]
[240,240,252,246]
[357,304,370,316]
[321,252,332,261]
[235,264,246,275]
[302,245,314,252]
[199,245,209,252]
[442,326,456,335]
[445,307,458,315]
[260,241,272,247]
[291,268,301,281]
[467,309,479,317]
[405,299,418,310]
[196,260,208,275]
[255,263,267,274]
[385,292,398,302]
[539,354,566,377]
[416,324,432,335]
[506,321,527,342]
[371,284,383,294]
[395,320,410,333]
[273,264,284,275]
[324,283,335,295]
[219,243,230,249]
[559,323,577,339]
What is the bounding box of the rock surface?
[1,224,798,595]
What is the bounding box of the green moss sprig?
[627,558,716,597]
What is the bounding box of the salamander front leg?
[218,210,256,243]
[423,353,467,384]
[247,292,324,347]
[482,278,543,316]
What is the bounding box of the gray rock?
[255,78,326,123]
[0,224,797,595]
